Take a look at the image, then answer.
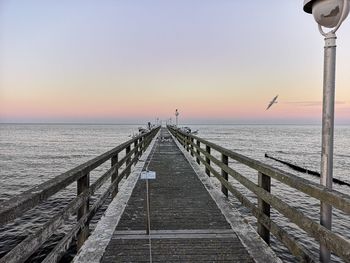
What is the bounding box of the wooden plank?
[102,238,253,262]
[114,229,235,235]
[112,233,236,240]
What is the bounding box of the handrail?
[170,127,350,213]
[169,126,350,263]
[0,126,160,263]
[0,129,155,226]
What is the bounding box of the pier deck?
[74,128,279,263]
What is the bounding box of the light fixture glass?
[312,0,350,28]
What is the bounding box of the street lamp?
[303,0,349,262]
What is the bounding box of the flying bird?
[266,95,278,110]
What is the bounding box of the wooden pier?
[74,128,278,262]
[1,126,350,262]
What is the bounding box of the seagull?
[266,95,278,110]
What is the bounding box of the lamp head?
[304,0,350,28]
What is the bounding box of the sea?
[0,124,349,262]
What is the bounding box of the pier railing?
[0,127,160,263]
[169,126,350,263]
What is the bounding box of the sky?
[0,0,349,124]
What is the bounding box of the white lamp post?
[303,0,349,262]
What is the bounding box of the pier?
[74,128,277,262]
[1,127,350,262]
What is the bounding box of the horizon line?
[1,122,349,126]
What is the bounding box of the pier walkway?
[2,126,350,262]
[74,128,279,263]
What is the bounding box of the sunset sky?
[0,1,349,124]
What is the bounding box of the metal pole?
[146,179,151,235]
[320,32,336,263]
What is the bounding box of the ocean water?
[0,124,349,262]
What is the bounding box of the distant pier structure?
[1,127,350,262]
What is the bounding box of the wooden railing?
[0,127,160,263]
[168,126,350,263]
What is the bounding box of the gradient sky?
[0,0,349,124]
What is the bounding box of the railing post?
[134,140,138,165]
[77,172,90,249]
[126,145,131,177]
[139,137,144,154]
[196,140,200,164]
[111,154,118,198]
[190,138,194,157]
[257,172,271,245]
[205,146,211,176]
[221,154,228,197]
[185,135,189,151]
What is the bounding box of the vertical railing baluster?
[77,172,90,249]
[111,154,118,198]
[205,145,211,176]
[126,145,131,177]
[140,137,144,154]
[221,154,228,197]
[134,140,138,165]
[257,172,271,245]
[196,140,200,164]
[190,138,194,157]
[186,135,189,151]
[141,137,144,154]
